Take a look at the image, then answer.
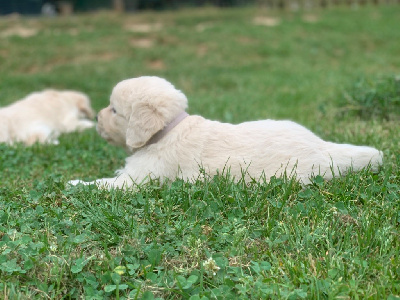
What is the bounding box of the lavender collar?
[145,111,189,146]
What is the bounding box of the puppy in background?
[69,76,383,189]
[0,89,95,145]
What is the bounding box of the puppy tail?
[327,142,383,174]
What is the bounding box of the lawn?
[0,5,400,299]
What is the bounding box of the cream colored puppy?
[69,76,383,188]
[0,89,95,145]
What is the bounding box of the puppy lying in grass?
[69,76,383,189]
[0,89,95,145]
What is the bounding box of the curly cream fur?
[69,76,383,189]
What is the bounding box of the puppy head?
[97,76,188,149]
[62,90,96,120]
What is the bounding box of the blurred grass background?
[1,6,399,123]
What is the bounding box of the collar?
[145,111,189,146]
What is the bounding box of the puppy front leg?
[68,174,135,190]
[65,119,95,132]
[76,120,95,131]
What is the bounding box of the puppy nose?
[95,115,98,122]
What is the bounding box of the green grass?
[338,75,400,120]
[0,5,400,299]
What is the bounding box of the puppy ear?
[79,104,96,120]
[126,102,165,149]
[77,97,95,119]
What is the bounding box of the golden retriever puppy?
[68,76,383,189]
[0,89,95,145]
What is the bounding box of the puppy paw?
[67,179,90,186]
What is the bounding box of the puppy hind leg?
[25,126,59,145]
[0,129,10,144]
[0,117,10,143]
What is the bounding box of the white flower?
[203,257,220,276]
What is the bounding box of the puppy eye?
[111,107,117,113]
